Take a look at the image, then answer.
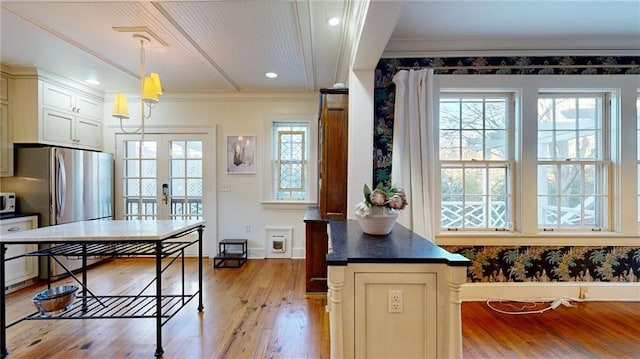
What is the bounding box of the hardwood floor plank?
[4,258,639,358]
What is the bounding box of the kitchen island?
[326,219,470,359]
[0,219,206,358]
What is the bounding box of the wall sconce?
[112,34,162,134]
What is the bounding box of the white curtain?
[391,68,434,240]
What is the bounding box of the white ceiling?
[1,1,638,95]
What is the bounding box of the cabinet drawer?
[1,219,34,234]
[1,215,39,292]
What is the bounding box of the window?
[537,94,609,230]
[438,94,513,230]
[271,122,310,200]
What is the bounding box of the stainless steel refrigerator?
[2,146,114,278]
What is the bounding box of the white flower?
[355,202,371,218]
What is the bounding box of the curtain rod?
[398,64,640,70]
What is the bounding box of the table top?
[0,219,206,244]
[326,219,470,267]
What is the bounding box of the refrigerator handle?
[56,150,67,220]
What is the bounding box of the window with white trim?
[271,121,310,200]
[537,93,609,230]
[438,94,514,230]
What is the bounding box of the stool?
[213,239,248,268]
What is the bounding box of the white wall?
[103,92,318,258]
[347,69,376,219]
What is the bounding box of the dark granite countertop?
[0,213,39,221]
[327,219,470,267]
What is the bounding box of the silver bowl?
[32,285,78,316]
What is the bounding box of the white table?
[1,219,206,358]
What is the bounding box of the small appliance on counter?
[0,192,16,214]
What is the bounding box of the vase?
[357,212,398,235]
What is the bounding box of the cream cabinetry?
[41,81,103,120]
[0,73,12,177]
[12,73,104,150]
[354,271,437,358]
[326,220,470,359]
[1,215,38,292]
[328,263,466,359]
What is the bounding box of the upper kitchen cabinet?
[0,71,13,177]
[11,69,104,151]
[318,88,348,219]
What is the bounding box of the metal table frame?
[1,224,205,358]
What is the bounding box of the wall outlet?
[388,290,403,313]
[244,224,251,233]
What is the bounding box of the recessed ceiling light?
[326,17,340,26]
[265,72,278,79]
[85,79,100,85]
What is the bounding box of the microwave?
[0,192,16,214]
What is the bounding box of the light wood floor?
[3,258,640,358]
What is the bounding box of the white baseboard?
[462,282,640,302]
[247,247,305,259]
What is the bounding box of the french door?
[115,133,208,221]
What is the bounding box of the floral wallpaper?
[441,245,640,283]
[373,56,640,283]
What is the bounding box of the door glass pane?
[123,140,157,219]
[170,140,203,219]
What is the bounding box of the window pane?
[485,98,507,129]
[273,123,308,200]
[141,141,157,159]
[171,141,185,158]
[171,159,185,177]
[141,160,156,177]
[538,95,603,161]
[187,141,202,158]
[439,94,512,230]
[486,130,506,160]
[141,179,156,196]
[187,159,202,177]
[125,160,139,177]
[439,130,460,160]
[172,179,185,196]
[461,100,483,129]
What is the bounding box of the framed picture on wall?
[226,135,256,174]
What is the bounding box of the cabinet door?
[319,91,348,219]
[76,94,103,119]
[354,272,437,359]
[2,216,38,292]
[42,107,74,146]
[0,103,12,177]
[75,116,102,150]
[305,218,328,292]
[42,81,75,112]
[0,75,7,101]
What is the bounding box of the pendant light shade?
[113,33,162,134]
[112,93,130,119]
[150,72,162,96]
[142,76,159,104]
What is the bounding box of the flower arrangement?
[355,183,408,218]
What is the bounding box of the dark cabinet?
[304,88,348,293]
[304,207,328,293]
[318,88,348,219]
